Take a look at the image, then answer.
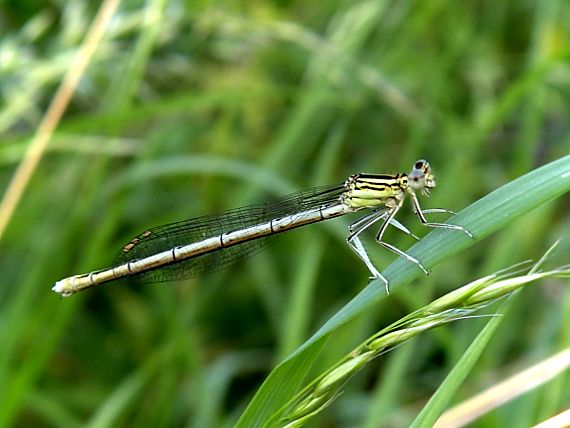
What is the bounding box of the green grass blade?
[409,240,565,427]
[409,298,512,428]
[236,154,570,427]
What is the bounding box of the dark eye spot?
[415,161,424,169]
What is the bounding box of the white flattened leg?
[409,193,474,238]
[347,233,390,294]
[421,208,455,215]
[348,209,419,241]
[346,206,426,294]
[372,203,429,276]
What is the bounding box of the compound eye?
[414,160,424,169]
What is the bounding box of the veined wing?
[113,184,345,283]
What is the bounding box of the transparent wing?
[113,184,345,283]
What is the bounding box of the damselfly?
[53,160,473,297]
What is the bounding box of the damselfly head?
[408,159,436,196]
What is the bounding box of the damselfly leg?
[347,205,429,294]
[347,204,471,294]
[409,193,474,238]
[347,210,420,289]
[373,202,430,276]
[347,211,394,290]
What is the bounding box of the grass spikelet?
[274,242,569,427]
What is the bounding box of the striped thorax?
[341,160,435,210]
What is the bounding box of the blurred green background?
[1,0,570,427]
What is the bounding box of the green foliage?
[1,1,570,427]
